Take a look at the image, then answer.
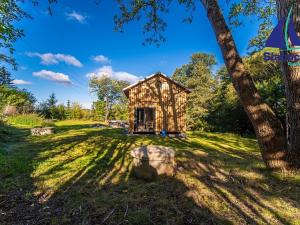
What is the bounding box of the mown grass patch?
[1,120,300,225]
[6,114,54,128]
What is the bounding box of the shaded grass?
[1,120,300,225]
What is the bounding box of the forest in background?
[1,49,284,135]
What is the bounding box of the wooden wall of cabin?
[128,75,187,133]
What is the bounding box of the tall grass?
[7,114,54,128]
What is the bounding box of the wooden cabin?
[123,72,191,135]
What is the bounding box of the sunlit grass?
[1,120,300,225]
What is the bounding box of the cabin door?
[134,107,155,133]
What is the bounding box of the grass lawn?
[1,120,300,225]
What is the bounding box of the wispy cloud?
[86,66,139,84]
[66,11,87,23]
[92,55,111,64]
[12,79,32,85]
[26,52,83,67]
[33,70,72,85]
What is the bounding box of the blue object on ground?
[161,129,167,138]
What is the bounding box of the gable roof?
[123,72,191,98]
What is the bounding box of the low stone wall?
[108,120,129,128]
[31,127,54,136]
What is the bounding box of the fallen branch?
[102,208,115,224]
[124,203,128,218]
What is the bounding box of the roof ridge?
[123,72,191,95]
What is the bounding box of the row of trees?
[37,93,91,120]
[0,66,128,122]
[173,52,285,135]
[37,92,128,121]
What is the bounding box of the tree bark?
[200,0,287,169]
[276,0,300,169]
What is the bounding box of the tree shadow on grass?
[1,125,232,225]
[1,125,300,225]
[172,140,300,224]
[37,162,231,225]
[138,133,300,224]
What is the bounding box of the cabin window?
[156,81,169,90]
[157,81,162,89]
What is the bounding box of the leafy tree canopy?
[0,0,30,69]
[172,53,216,130]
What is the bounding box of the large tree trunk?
[276,0,300,169]
[200,0,287,169]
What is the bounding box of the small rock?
[31,127,54,136]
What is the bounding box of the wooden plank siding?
[124,73,189,134]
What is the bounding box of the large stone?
[3,105,18,116]
[31,127,54,136]
[130,145,176,180]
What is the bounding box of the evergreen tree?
[0,67,14,87]
[47,93,58,119]
[66,99,71,119]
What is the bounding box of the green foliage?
[69,102,83,119]
[92,100,106,121]
[172,51,285,134]
[56,104,66,120]
[0,85,36,114]
[0,120,10,141]
[172,53,216,130]
[89,76,129,121]
[206,68,253,134]
[110,103,128,121]
[65,99,71,119]
[38,95,93,121]
[38,93,65,120]
[228,1,276,52]
[6,114,53,128]
[114,0,197,46]
[207,51,285,134]
[244,51,286,122]
[48,93,58,119]
[91,100,130,122]
[89,76,129,103]
[0,67,14,86]
[0,0,29,69]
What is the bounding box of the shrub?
[0,120,15,142]
[7,114,54,128]
[0,120,9,140]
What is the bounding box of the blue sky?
[11,0,260,108]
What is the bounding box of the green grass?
[1,120,300,225]
[6,113,54,128]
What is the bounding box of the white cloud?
[81,101,92,109]
[86,66,140,84]
[27,52,83,67]
[92,55,110,64]
[12,79,32,85]
[33,70,72,85]
[66,11,87,23]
